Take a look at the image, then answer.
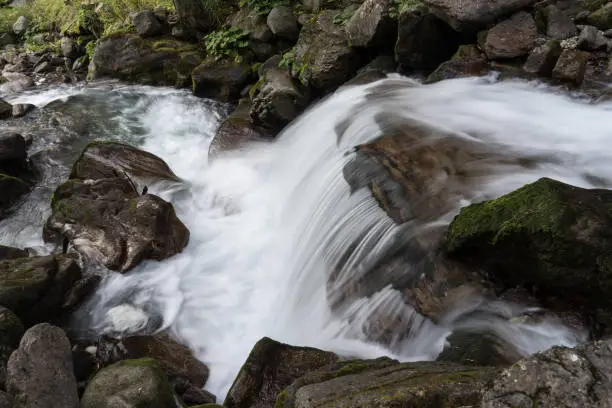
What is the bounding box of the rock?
[70,140,181,186]
[258,54,283,76]
[33,60,52,74]
[249,41,277,61]
[395,5,459,73]
[267,6,299,41]
[552,48,589,83]
[523,40,562,76]
[0,73,34,94]
[292,10,361,91]
[423,0,537,31]
[225,337,339,408]
[180,384,216,405]
[12,16,27,36]
[89,35,203,87]
[0,33,16,48]
[46,177,189,272]
[438,330,522,366]
[588,3,612,31]
[425,44,489,82]
[0,99,12,120]
[192,58,251,102]
[483,12,537,59]
[276,357,499,408]
[0,174,29,217]
[81,358,177,408]
[482,339,612,407]
[578,25,608,50]
[0,392,12,408]
[250,68,309,133]
[0,132,26,163]
[545,5,578,40]
[6,323,79,408]
[0,306,24,386]
[131,11,164,38]
[0,255,82,324]
[11,103,35,118]
[345,0,395,49]
[446,177,612,330]
[209,99,269,158]
[0,245,28,260]
[228,8,273,42]
[60,37,80,59]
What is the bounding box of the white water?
[5,75,612,400]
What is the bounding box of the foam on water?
[5,76,612,400]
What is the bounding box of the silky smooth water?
[3,76,611,399]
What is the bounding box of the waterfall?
[4,75,612,399]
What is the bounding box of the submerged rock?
[423,0,537,31]
[81,358,178,408]
[446,177,612,330]
[89,34,203,87]
[7,323,79,408]
[482,339,612,407]
[225,337,339,408]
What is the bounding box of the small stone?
[484,12,537,59]
[12,103,35,118]
[552,48,590,83]
[523,40,562,76]
[33,60,52,74]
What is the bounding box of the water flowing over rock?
[225,337,339,408]
[81,358,178,408]
[89,35,203,87]
[6,323,79,408]
[446,177,612,332]
[423,0,538,31]
[481,338,612,407]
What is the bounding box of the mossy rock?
[81,358,179,408]
[446,177,612,327]
[587,3,612,30]
[89,34,203,87]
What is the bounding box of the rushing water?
[2,75,612,399]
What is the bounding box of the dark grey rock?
[523,40,562,76]
[345,0,395,49]
[267,6,299,41]
[191,58,251,102]
[131,10,164,38]
[578,25,608,50]
[545,5,578,40]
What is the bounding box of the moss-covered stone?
[89,34,203,87]
[588,3,612,30]
[446,177,612,328]
[81,358,179,408]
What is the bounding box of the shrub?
[239,0,289,15]
[204,26,249,61]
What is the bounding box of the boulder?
[12,16,27,36]
[545,5,578,40]
[6,324,79,408]
[131,11,164,38]
[81,358,177,408]
[482,339,612,407]
[0,132,26,164]
[587,3,612,31]
[191,58,251,102]
[291,10,361,91]
[60,37,81,60]
[483,12,537,59]
[228,8,273,42]
[0,255,82,325]
[11,103,35,118]
[395,4,459,73]
[446,177,612,330]
[523,40,562,76]
[89,34,203,87]
[0,245,28,260]
[45,177,189,272]
[0,306,24,386]
[224,337,339,408]
[0,73,34,94]
[422,0,537,31]
[0,99,12,120]
[552,48,590,84]
[70,140,181,186]
[275,357,499,408]
[425,44,488,83]
[267,6,299,41]
[209,99,270,158]
[250,68,309,133]
[0,174,29,217]
[437,330,522,367]
[345,0,395,49]
[578,25,608,51]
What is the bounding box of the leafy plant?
[204,27,249,61]
[332,8,354,25]
[389,0,421,18]
[239,0,289,15]
[278,47,295,69]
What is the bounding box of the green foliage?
[278,47,294,69]
[204,27,249,61]
[0,7,25,33]
[332,7,354,25]
[85,40,97,60]
[239,0,289,15]
[389,0,421,18]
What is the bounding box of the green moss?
[588,3,612,30]
[204,27,250,62]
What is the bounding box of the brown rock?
[552,48,590,83]
[484,12,537,59]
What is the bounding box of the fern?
[204,27,250,62]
